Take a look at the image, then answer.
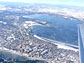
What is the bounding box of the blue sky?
[0,0,84,6]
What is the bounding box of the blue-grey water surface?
[32,14,83,45]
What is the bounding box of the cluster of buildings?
[0,19,79,63]
[0,7,80,63]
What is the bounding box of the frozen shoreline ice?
[34,34,79,52]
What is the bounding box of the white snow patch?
[34,35,78,52]
[0,21,7,24]
[57,44,78,52]
[23,21,42,28]
[37,8,84,21]
[7,34,15,40]
[34,35,46,41]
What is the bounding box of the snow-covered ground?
[0,46,22,56]
[37,8,84,21]
[34,35,46,41]
[0,21,7,24]
[0,46,44,60]
[34,34,79,52]
[24,7,84,21]
[23,21,42,28]
[57,44,78,52]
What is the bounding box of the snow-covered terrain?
[23,21,42,28]
[0,21,7,24]
[37,8,84,21]
[34,35,79,52]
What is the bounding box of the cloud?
[0,0,84,6]
[0,0,27,2]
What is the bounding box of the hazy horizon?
[0,0,84,7]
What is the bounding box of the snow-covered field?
[23,21,42,28]
[23,7,84,21]
[37,8,84,21]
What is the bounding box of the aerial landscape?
[0,0,84,63]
